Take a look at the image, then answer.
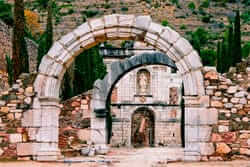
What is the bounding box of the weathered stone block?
[173,37,193,57]
[227,86,238,94]
[89,18,105,31]
[160,27,180,44]
[220,132,237,143]
[36,127,58,142]
[185,51,202,70]
[9,133,22,143]
[218,125,229,133]
[58,32,77,48]
[134,15,152,31]
[211,100,223,108]
[240,148,250,155]
[104,14,118,28]
[73,23,91,37]
[118,14,135,27]
[17,143,34,156]
[199,143,215,155]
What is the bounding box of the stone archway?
[24,14,214,161]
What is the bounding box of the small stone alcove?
[131,107,155,147]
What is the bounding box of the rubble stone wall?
[203,63,250,161]
[0,73,36,160]
[0,20,38,93]
[59,91,91,156]
[0,62,249,160]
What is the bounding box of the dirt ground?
[0,160,249,167]
[0,148,249,167]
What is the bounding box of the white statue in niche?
[137,70,150,95]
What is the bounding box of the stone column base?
[184,151,201,161]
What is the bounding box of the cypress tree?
[227,24,234,68]
[61,71,73,100]
[233,10,242,65]
[13,0,29,80]
[72,45,106,97]
[216,41,222,73]
[221,39,227,73]
[37,0,53,69]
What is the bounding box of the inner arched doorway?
[131,108,155,147]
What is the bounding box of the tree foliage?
[0,0,13,26]
[37,0,53,69]
[61,45,107,100]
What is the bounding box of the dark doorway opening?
[131,108,155,147]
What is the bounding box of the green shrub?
[200,0,210,8]
[82,9,99,18]
[201,15,211,23]
[171,0,179,6]
[0,0,13,26]
[161,20,169,26]
[242,42,250,58]
[180,24,187,30]
[241,11,250,24]
[143,0,152,4]
[200,49,217,66]
[154,2,160,8]
[104,3,111,9]
[121,6,128,11]
[242,0,250,5]
[188,2,196,11]
[5,55,14,86]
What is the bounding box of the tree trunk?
[13,0,25,80]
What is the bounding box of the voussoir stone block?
[185,51,202,70]
[46,42,67,60]
[160,27,180,45]
[58,32,77,48]
[191,70,205,96]
[118,14,135,27]
[183,72,198,96]
[167,47,180,62]
[104,14,118,28]
[118,27,132,39]
[145,32,158,46]
[176,59,190,74]
[133,15,152,31]
[173,37,194,57]
[155,38,171,53]
[89,18,105,31]
[148,22,163,34]
[73,22,91,37]
[38,56,64,79]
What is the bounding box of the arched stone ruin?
[22,14,214,161]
